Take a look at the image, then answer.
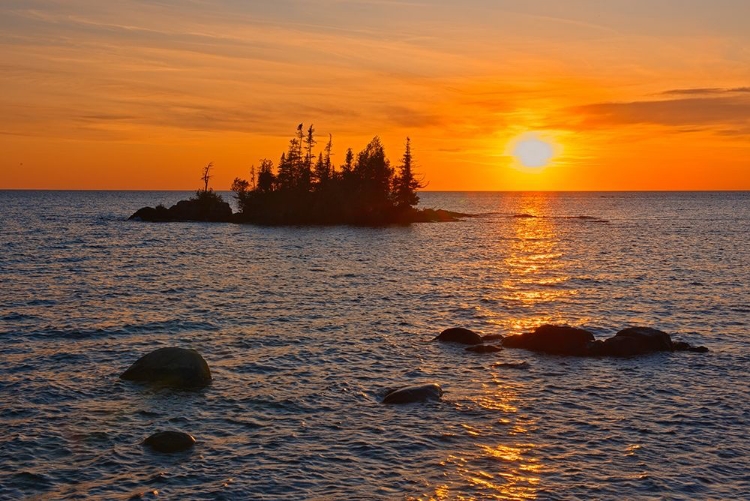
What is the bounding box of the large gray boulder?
[502,325,595,356]
[120,347,212,389]
[382,383,443,404]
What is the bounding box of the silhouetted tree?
[232,124,429,225]
[313,152,329,188]
[201,162,213,193]
[324,134,333,178]
[257,158,275,193]
[354,136,392,203]
[192,162,226,214]
[393,137,422,209]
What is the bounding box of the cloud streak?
[564,93,750,134]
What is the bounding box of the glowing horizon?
[1,1,749,191]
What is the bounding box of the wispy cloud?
[563,92,750,135]
[660,87,750,96]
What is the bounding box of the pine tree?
[314,152,329,188]
[277,151,293,191]
[257,158,275,192]
[393,137,421,209]
[354,136,393,210]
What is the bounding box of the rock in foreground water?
[120,347,211,388]
[434,327,483,345]
[502,325,595,356]
[382,383,443,404]
[143,431,195,453]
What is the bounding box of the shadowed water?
[1,191,748,500]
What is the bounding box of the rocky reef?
[502,325,708,357]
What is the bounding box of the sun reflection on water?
[489,194,586,334]
[421,195,591,500]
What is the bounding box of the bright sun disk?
[511,136,555,168]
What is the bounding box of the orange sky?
[1,1,749,190]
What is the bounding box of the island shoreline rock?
[130,200,474,226]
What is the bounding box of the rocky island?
[130,125,471,226]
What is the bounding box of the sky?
[1,0,749,190]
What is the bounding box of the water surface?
[1,191,748,499]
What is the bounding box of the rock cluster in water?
[502,325,708,357]
[120,347,212,389]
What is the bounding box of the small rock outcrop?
[465,345,503,354]
[502,325,595,356]
[382,383,443,404]
[434,327,483,345]
[130,197,232,223]
[120,347,212,389]
[673,341,709,353]
[143,431,195,453]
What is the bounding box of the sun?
[508,133,558,169]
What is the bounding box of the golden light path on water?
[419,194,584,500]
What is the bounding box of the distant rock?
[408,209,473,223]
[434,327,483,345]
[465,345,503,354]
[130,196,232,223]
[120,347,212,389]
[382,383,443,404]
[493,361,530,370]
[502,325,595,356]
[143,431,195,453]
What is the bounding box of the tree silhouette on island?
[130,124,469,225]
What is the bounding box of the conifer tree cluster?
[231,124,423,225]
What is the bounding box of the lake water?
[1,191,748,500]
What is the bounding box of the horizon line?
[1,189,749,193]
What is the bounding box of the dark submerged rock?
[502,325,595,356]
[143,431,195,453]
[382,383,443,404]
[435,327,483,345]
[465,345,503,354]
[673,341,709,353]
[482,334,505,342]
[120,347,212,389]
[493,361,530,370]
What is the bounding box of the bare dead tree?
[201,162,213,192]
